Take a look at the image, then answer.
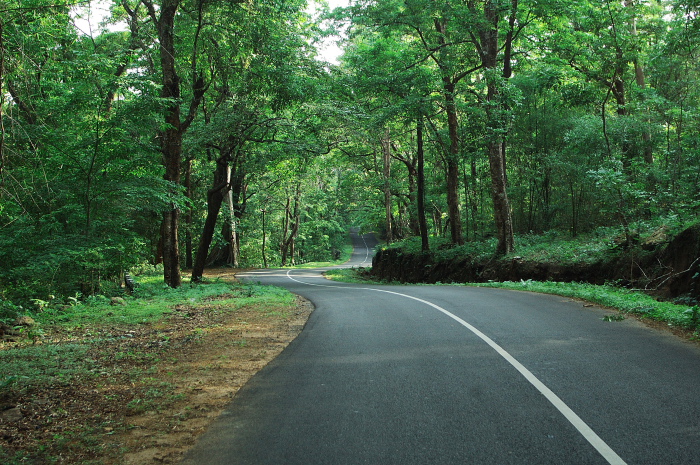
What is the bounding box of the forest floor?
[0,269,314,465]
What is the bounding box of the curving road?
[181,230,700,465]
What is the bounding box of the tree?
[341,0,527,253]
[142,0,207,287]
[187,0,318,280]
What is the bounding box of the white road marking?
[283,269,628,465]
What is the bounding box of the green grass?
[0,343,95,389]
[0,273,295,389]
[27,275,294,328]
[324,267,375,284]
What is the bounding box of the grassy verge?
[0,271,298,464]
[325,269,699,336]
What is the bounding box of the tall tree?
[143,0,206,287]
[478,0,519,255]
[188,0,317,280]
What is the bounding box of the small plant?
[602,314,625,322]
[0,375,17,390]
[31,298,50,311]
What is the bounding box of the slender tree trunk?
[184,158,194,269]
[281,184,301,266]
[624,0,653,165]
[433,17,464,246]
[488,140,514,255]
[416,116,429,252]
[0,19,4,183]
[443,80,463,246]
[226,186,239,267]
[153,0,183,287]
[635,63,653,165]
[630,18,653,164]
[191,159,229,282]
[281,197,290,259]
[261,209,268,268]
[381,132,393,243]
[483,0,514,255]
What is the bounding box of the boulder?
[110,297,127,306]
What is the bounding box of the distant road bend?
[182,230,700,465]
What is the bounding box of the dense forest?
[1,0,699,310]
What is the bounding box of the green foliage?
[4,0,700,310]
[384,236,497,262]
[324,267,374,283]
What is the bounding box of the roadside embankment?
[371,224,700,302]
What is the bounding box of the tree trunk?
[488,140,514,255]
[191,159,229,282]
[395,151,419,236]
[433,17,464,246]
[154,0,183,287]
[417,116,429,252]
[184,158,194,269]
[225,170,239,267]
[261,209,268,268]
[381,132,393,243]
[281,184,301,266]
[162,208,181,287]
[145,0,206,286]
[627,0,653,165]
[443,80,464,246]
[483,0,514,255]
[0,20,4,181]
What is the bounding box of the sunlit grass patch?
[26,273,295,329]
[324,267,375,283]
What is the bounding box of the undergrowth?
[0,270,298,464]
[2,272,293,328]
[383,218,688,265]
[0,271,294,390]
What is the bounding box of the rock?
[110,297,127,306]
[14,316,35,327]
[660,223,700,298]
[0,407,23,422]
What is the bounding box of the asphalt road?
[181,231,700,464]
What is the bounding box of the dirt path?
[0,269,314,464]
